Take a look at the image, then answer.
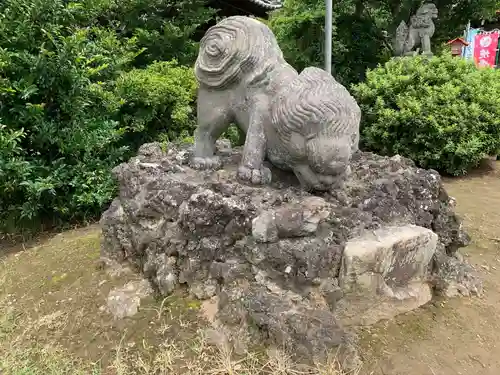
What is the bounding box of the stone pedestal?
[100,141,481,371]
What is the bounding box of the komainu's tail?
[194,16,281,89]
[394,21,409,56]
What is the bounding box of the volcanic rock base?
[100,141,481,371]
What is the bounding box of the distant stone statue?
[191,16,361,191]
[395,3,439,56]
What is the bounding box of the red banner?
[473,32,499,68]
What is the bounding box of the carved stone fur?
[269,67,360,190]
[395,3,438,56]
[191,16,361,191]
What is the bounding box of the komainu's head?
[417,3,438,19]
[271,67,361,190]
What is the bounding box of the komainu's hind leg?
[421,35,433,56]
[190,89,232,170]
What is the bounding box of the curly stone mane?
[411,3,438,29]
[270,67,360,167]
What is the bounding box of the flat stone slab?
[337,225,437,326]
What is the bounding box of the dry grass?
[107,332,353,375]
[0,294,100,374]
[0,226,355,375]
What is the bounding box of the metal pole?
[462,20,470,58]
[325,0,333,74]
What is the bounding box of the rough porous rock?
[100,141,480,369]
[431,252,483,298]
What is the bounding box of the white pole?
[325,0,332,74]
[462,20,470,58]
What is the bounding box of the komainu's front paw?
[238,165,272,185]
[189,156,222,170]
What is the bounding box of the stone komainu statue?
[191,16,361,191]
[395,3,438,56]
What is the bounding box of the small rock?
[156,256,179,295]
[252,211,278,243]
[216,139,232,155]
[106,279,153,319]
[100,257,133,277]
[205,328,229,348]
[432,252,483,298]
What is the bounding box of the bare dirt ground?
[360,160,500,375]
[1,160,499,375]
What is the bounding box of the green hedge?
[114,60,198,146]
[352,54,500,175]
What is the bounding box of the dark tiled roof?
[247,0,283,10]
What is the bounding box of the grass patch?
[0,226,354,375]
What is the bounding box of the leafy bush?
[352,54,500,175]
[0,125,35,226]
[113,60,197,147]
[0,0,205,232]
[70,0,216,67]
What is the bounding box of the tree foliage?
[268,0,499,85]
[352,54,500,175]
[0,0,207,232]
